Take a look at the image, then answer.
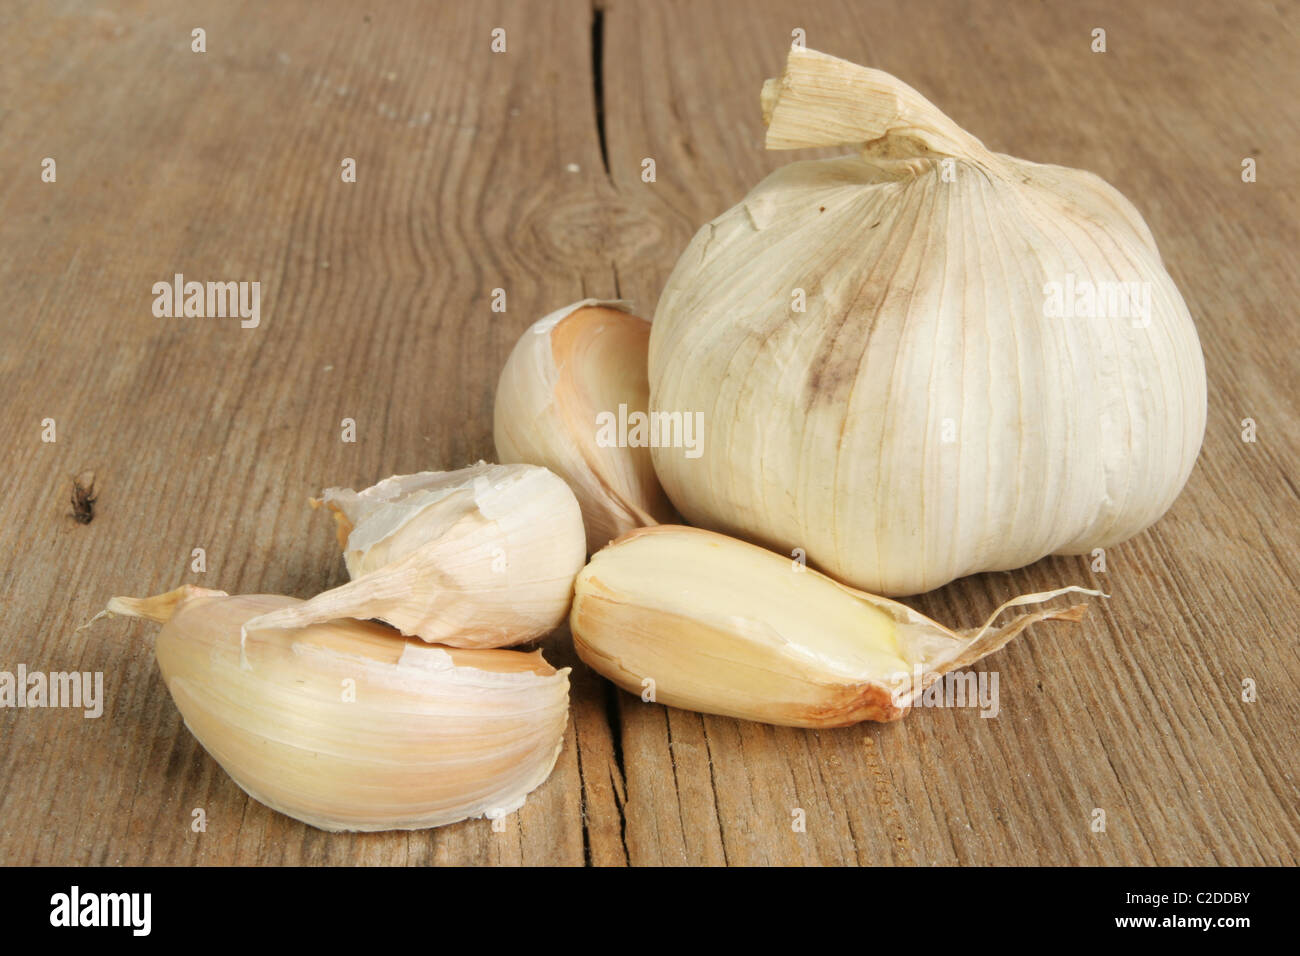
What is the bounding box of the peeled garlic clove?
[650,47,1207,596]
[103,586,570,832]
[246,462,586,648]
[494,300,676,553]
[571,526,1099,727]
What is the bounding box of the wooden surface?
[1,0,1297,866]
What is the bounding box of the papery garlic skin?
[247,462,586,648]
[649,48,1207,596]
[571,526,1095,727]
[495,300,676,553]
[105,587,570,833]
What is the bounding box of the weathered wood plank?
[0,0,1296,866]
[0,0,617,866]
[598,0,1299,866]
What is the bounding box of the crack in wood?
[602,681,631,863]
[579,763,593,866]
[590,3,610,175]
[664,711,688,861]
[699,721,729,865]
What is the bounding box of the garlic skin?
[649,47,1207,596]
[246,462,586,648]
[571,526,1097,727]
[104,587,571,832]
[495,300,676,553]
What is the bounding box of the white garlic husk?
[246,462,586,647]
[649,47,1207,596]
[571,526,1098,727]
[102,586,571,832]
[494,300,676,553]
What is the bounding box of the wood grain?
[0,0,1296,866]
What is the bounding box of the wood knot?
[527,192,670,269]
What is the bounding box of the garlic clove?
[570,526,1099,727]
[245,462,586,648]
[103,586,571,832]
[649,47,1207,596]
[494,300,677,553]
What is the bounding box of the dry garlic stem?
[650,47,1206,596]
[103,586,570,832]
[495,300,676,553]
[571,526,1099,727]
[246,462,586,648]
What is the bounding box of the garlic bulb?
[494,300,676,553]
[103,586,570,832]
[571,526,1097,727]
[245,462,586,648]
[649,47,1207,595]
